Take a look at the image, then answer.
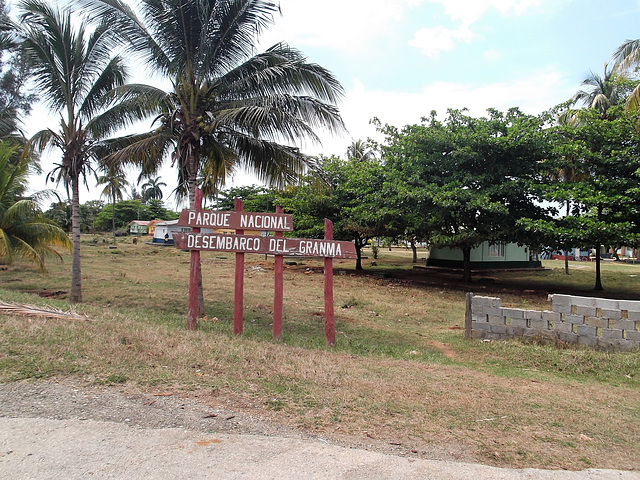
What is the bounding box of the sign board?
[173,232,357,259]
[177,209,293,232]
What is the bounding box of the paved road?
[1,417,638,480]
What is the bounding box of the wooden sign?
[173,232,357,259]
[177,209,293,232]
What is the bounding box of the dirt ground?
[1,379,638,480]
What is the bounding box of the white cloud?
[483,48,503,61]
[258,0,421,53]
[409,0,544,56]
[409,24,477,57]
[313,67,572,157]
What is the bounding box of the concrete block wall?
[465,293,640,350]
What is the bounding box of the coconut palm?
[140,175,166,202]
[80,0,345,205]
[19,0,151,302]
[80,0,345,324]
[346,139,375,162]
[0,141,70,271]
[613,39,640,111]
[572,64,630,117]
[97,166,129,244]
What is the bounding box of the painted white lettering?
[188,211,195,223]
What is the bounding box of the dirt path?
[0,380,637,480]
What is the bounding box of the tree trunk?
[462,247,472,284]
[186,151,205,318]
[594,246,603,291]
[564,200,570,275]
[355,241,363,271]
[112,193,117,245]
[411,239,418,263]
[70,175,82,303]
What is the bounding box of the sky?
[25,0,640,209]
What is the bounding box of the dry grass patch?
[0,238,639,470]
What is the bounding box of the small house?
[129,220,150,235]
[427,242,541,270]
[152,220,214,245]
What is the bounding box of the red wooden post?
[233,198,245,335]
[273,205,284,340]
[324,218,335,346]
[187,188,203,330]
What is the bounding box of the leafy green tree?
[531,105,640,291]
[0,141,69,270]
[19,0,149,302]
[278,155,398,270]
[213,185,275,212]
[0,0,36,143]
[381,108,552,283]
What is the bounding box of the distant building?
[128,220,151,235]
[427,242,541,270]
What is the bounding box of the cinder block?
[553,322,574,333]
[564,314,585,325]
[549,294,573,306]
[471,305,485,315]
[602,328,623,340]
[627,311,640,321]
[524,310,542,321]
[575,306,597,317]
[556,332,578,343]
[510,318,527,329]
[472,314,488,323]
[614,319,636,331]
[601,309,622,320]
[577,324,597,337]
[593,298,619,310]
[542,311,562,323]
[501,308,524,319]
[472,321,491,332]
[624,330,640,342]
[487,315,505,325]
[598,338,629,350]
[471,330,485,339]
[618,300,640,312]
[511,326,529,336]
[570,296,596,308]
[578,335,598,346]
[552,304,572,314]
[585,316,609,328]
[474,296,501,308]
[490,324,508,334]
[530,319,549,331]
[484,307,502,317]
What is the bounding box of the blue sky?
[26,0,640,207]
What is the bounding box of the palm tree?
[81,0,345,204]
[140,175,166,202]
[97,166,129,244]
[613,39,640,111]
[346,139,375,162]
[19,0,150,302]
[572,64,629,117]
[0,141,70,270]
[82,0,345,323]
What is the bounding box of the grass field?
[0,236,639,470]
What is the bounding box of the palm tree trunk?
[70,175,82,303]
[186,150,205,318]
[411,238,418,263]
[112,192,117,245]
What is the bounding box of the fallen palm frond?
[0,300,89,321]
